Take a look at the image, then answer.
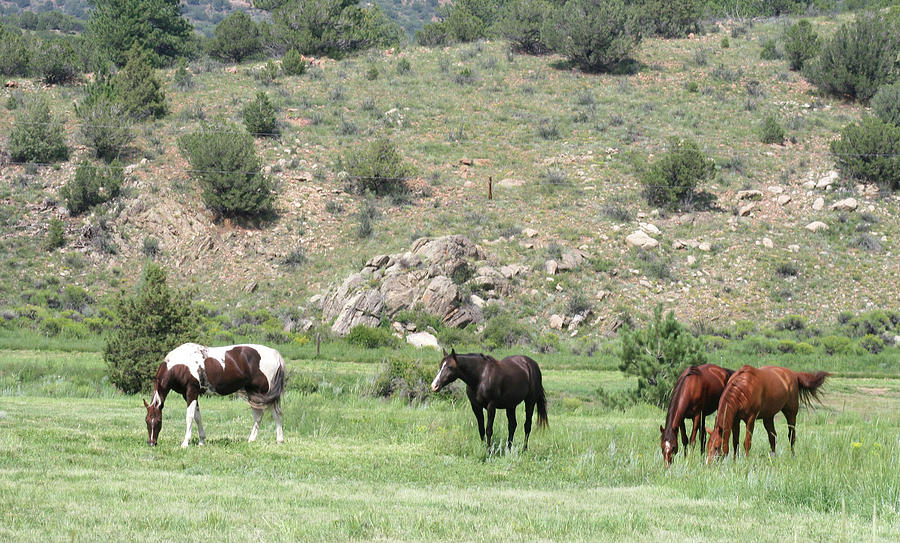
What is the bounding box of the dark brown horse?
[660,363,734,466]
[430,349,548,451]
[144,343,286,447]
[706,365,828,462]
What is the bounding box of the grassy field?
[1,347,897,542]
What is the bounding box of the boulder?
[422,276,458,316]
[805,221,829,232]
[639,222,660,235]
[380,273,420,315]
[544,260,558,275]
[812,197,825,211]
[558,249,588,271]
[331,290,384,335]
[321,272,365,318]
[626,230,659,249]
[816,170,838,189]
[830,198,858,212]
[444,305,482,328]
[776,195,792,206]
[406,331,441,350]
[549,314,566,330]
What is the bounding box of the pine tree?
[86,0,194,67]
[114,45,167,120]
[618,304,707,407]
[104,263,199,394]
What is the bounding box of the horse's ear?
[659,425,664,434]
[143,398,149,409]
[442,348,447,357]
[450,347,456,357]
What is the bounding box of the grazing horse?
[706,365,828,462]
[430,349,548,451]
[143,343,286,447]
[660,363,734,467]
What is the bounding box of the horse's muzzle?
[148,441,157,447]
[431,384,439,392]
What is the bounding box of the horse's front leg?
[248,407,264,442]
[194,403,205,446]
[688,414,701,449]
[679,420,689,450]
[485,405,496,452]
[470,402,485,442]
[181,387,200,448]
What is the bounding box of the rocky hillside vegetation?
[1,7,899,350]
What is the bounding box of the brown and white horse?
[144,343,286,447]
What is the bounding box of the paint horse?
[660,363,734,467]
[431,349,548,451]
[706,365,828,462]
[144,343,286,447]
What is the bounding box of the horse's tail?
[247,353,286,410]
[796,370,829,407]
[533,364,549,429]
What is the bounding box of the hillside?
[1,15,898,337]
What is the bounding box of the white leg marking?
[272,402,284,444]
[194,404,205,446]
[182,400,197,448]
[249,407,263,442]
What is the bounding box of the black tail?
[796,370,829,407]
[534,368,549,429]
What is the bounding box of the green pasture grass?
[0,350,897,541]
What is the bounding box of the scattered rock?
[787,244,800,252]
[687,255,696,266]
[498,178,526,188]
[816,170,838,189]
[544,259,558,275]
[698,242,711,252]
[406,331,441,350]
[738,203,755,216]
[469,294,485,308]
[802,180,817,190]
[639,222,661,235]
[522,228,538,238]
[549,314,566,330]
[776,195,792,206]
[830,198,858,212]
[768,186,784,194]
[762,237,774,249]
[500,263,527,278]
[626,230,659,249]
[459,158,473,166]
[243,281,258,293]
[805,221,829,232]
[558,249,588,271]
[737,190,763,200]
[812,197,825,211]
[225,66,238,74]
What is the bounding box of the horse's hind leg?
[763,417,777,456]
[248,407,264,442]
[506,408,517,450]
[699,414,707,452]
[271,401,284,444]
[785,409,797,455]
[523,401,535,451]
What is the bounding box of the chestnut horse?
[660,364,734,466]
[143,343,286,447]
[430,349,548,451]
[706,365,828,462]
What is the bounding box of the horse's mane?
[717,367,755,425]
[664,366,701,431]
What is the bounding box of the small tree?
[281,48,306,76]
[78,99,133,161]
[242,92,278,137]
[495,0,552,55]
[543,0,642,73]
[114,46,167,120]
[61,161,124,216]
[210,11,261,63]
[33,39,79,85]
[8,97,69,163]
[871,82,900,126]
[104,263,199,394]
[640,138,715,209]
[45,218,66,251]
[344,138,415,197]
[759,115,785,144]
[618,305,707,408]
[179,123,274,218]
[86,0,194,67]
[782,19,819,71]
[640,0,701,39]
[831,116,900,192]
[0,26,30,76]
[803,12,899,102]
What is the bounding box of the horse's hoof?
[180,443,189,449]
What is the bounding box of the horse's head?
[431,348,460,392]
[660,425,679,467]
[143,398,162,446]
[705,426,726,464]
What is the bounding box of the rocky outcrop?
[321,235,504,335]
